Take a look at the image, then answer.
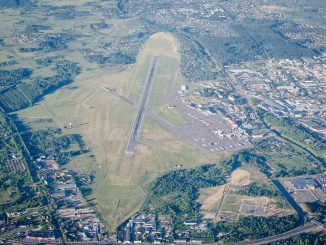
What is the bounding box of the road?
[215,184,229,219]
[226,222,320,245]
[272,179,305,223]
[125,55,159,154]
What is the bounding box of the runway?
[125,55,159,154]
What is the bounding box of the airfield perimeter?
[17,32,249,230]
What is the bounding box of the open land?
[198,165,294,222]
[230,168,251,186]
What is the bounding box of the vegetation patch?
[260,109,326,160]
[305,201,326,223]
[0,61,80,112]
[0,112,43,214]
[236,137,323,177]
[20,127,87,165]
[235,182,282,198]
[143,158,240,231]
[215,214,300,243]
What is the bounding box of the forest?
[20,128,87,165]
[236,182,281,198]
[0,61,80,112]
[270,231,326,245]
[215,214,300,242]
[143,164,231,230]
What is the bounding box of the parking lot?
[183,111,250,153]
[161,95,251,154]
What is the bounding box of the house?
[251,129,268,139]
[290,178,318,190]
[251,131,264,139]
[301,121,326,136]
[55,183,77,191]
[314,175,326,189]
[184,220,198,226]
[26,230,55,241]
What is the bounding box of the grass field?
[150,61,192,126]
[0,187,15,204]
[16,32,222,230]
[253,137,320,175]
[139,116,176,141]
[156,105,192,126]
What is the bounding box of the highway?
[125,55,159,154]
[226,222,320,245]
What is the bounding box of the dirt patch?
[201,185,225,210]
[240,196,269,216]
[199,185,225,219]
[242,165,268,182]
[230,169,250,186]
[264,198,295,217]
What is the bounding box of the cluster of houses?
[36,156,108,242]
[178,83,260,140]
[5,154,24,172]
[174,220,214,244]
[118,213,173,243]
[118,213,217,244]
[282,174,326,204]
[148,6,236,38]
[1,206,60,243]
[227,56,326,137]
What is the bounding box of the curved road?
[226,222,319,245]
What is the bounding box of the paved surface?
[173,97,250,153]
[146,106,250,154]
[105,55,249,155]
[125,55,159,154]
[226,222,320,245]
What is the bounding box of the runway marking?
[125,55,159,154]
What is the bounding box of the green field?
[156,105,192,126]
[139,116,176,141]
[220,202,241,213]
